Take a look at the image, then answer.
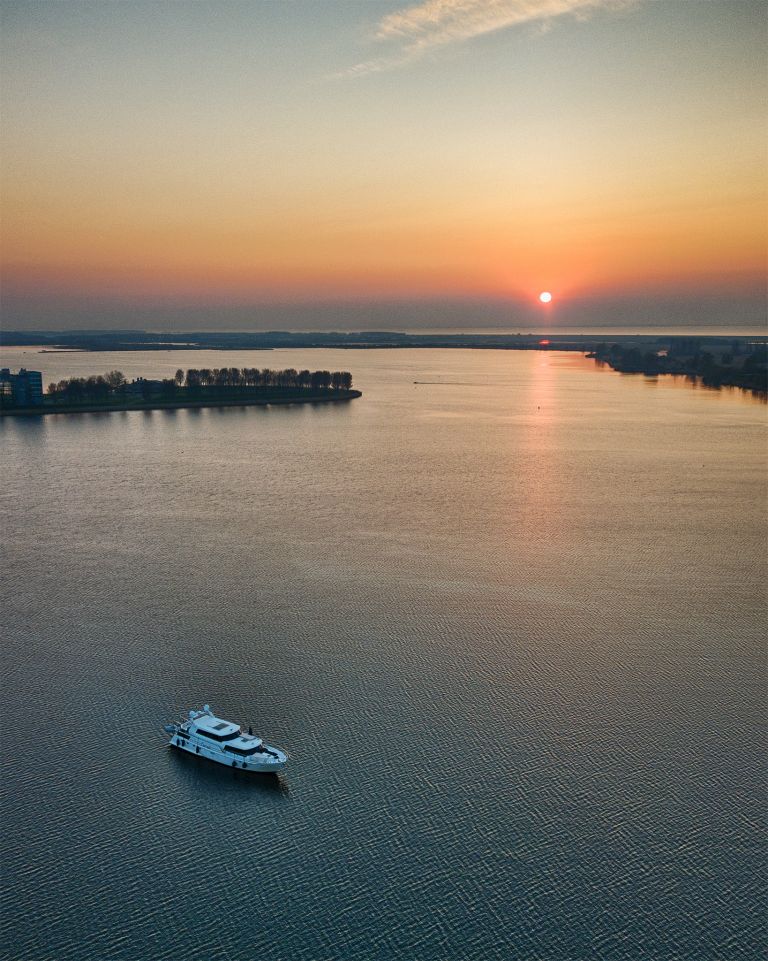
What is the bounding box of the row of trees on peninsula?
[179,367,352,390]
[46,367,354,402]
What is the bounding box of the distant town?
[0,366,359,415]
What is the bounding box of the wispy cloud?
[340,0,629,77]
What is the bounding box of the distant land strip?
[1,329,765,395]
[2,329,766,351]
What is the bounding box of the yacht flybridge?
[164,705,287,773]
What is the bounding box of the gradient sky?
[1,0,766,330]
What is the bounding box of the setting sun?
[539,291,553,304]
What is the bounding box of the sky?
[1,0,766,331]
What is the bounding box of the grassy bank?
[0,388,362,417]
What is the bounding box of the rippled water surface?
[1,348,766,961]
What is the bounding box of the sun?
[539,291,553,304]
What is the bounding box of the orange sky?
[1,1,765,327]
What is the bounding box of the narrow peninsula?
[0,366,361,416]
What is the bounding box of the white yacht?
[164,705,287,773]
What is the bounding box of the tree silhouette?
[105,370,126,389]
[44,366,355,405]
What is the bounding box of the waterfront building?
[0,368,44,406]
[125,377,166,395]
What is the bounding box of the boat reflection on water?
[168,744,290,798]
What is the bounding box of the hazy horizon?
[3,293,766,335]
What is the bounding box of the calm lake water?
[1,348,765,961]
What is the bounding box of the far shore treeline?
[47,367,353,402]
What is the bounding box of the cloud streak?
[342,0,629,76]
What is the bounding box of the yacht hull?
[168,735,287,773]
[169,738,286,774]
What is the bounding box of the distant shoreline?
[1,389,362,417]
[2,330,765,397]
[3,330,766,354]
